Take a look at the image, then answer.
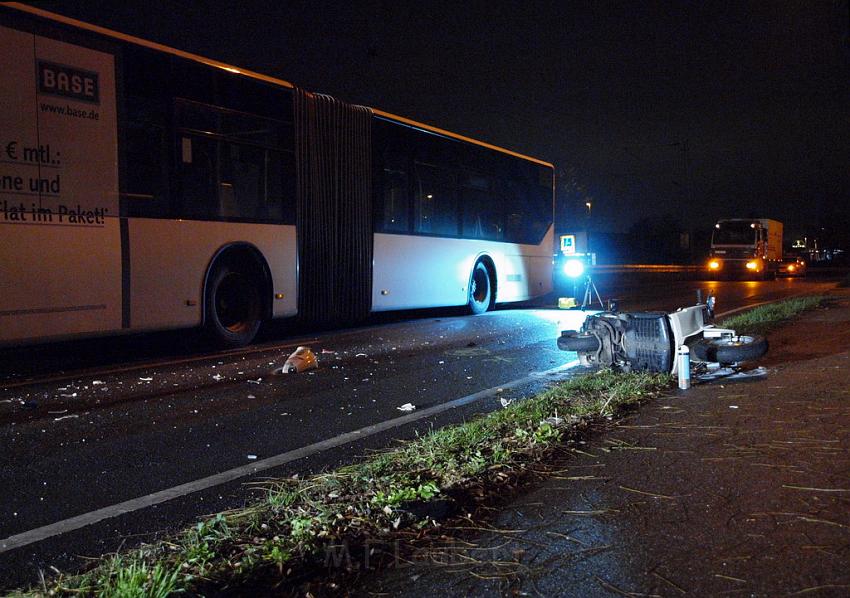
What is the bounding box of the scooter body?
[558,295,767,374]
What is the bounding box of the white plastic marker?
[677,345,691,390]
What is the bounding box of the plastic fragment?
[139,377,153,382]
[279,347,318,374]
[53,414,79,422]
[500,398,513,408]
[247,454,258,460]
[397,403,416,412]
[212,374,224,381]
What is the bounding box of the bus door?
[0,25,122,343]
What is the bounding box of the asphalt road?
[0,275,837,588]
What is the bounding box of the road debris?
[397,403,416,412]
[53,414,79,422]
[278,347,318,374]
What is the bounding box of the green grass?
[719,295,824,336]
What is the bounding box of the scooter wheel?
[692,334,768,364]
[558,331,601,353]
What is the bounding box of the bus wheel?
[205,262,263,348]
[467,261,492,315]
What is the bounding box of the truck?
[708,218,783,279]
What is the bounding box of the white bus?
[0,3,554,348]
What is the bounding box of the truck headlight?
[746,260,758,270]
[708,260,721,270]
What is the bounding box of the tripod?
[579,274,604,310]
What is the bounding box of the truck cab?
[708,218,783,279]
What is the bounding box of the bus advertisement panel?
[0,23,120,343]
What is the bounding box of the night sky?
[36,1,850,246]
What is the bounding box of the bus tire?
[467,261,492,315]
[205,261,263,348]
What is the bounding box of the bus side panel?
[371,234,470,310]
[496,225,554,303]
[0,26,122,344]
[371,227,553,311]
[128,219,297,330]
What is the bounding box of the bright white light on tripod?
[563,259,585,278]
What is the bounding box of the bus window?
[266,150,294,224]
[174,99,294,223]
[121,47,170,218]
[122,104,169,217]
[219,143,264,219]
[179,135,218,219]
[414,162,457,236]
[461,172,502,240]
[382,167,409,232]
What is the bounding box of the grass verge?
[14,370,670,597]
[718,295,825,336]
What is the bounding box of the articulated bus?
[0,3,554,348]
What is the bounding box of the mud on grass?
[18,371,670,597]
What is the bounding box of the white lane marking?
[0,360,580,553]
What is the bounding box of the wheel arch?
[202,242,274,326]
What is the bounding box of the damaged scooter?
[557,292,768,375]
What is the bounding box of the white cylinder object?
[677,345,691,390]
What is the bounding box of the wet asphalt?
[356,288,850,597]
